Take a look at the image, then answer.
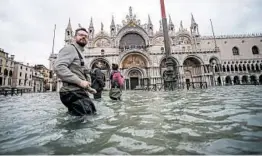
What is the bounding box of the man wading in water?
[54,28,97,116]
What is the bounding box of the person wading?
[90,61,105,99]
[109,63,124,100]
[54,28,97,116]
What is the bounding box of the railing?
[119,45,148,52]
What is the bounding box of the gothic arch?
[115,26,150,47]
[159,56,180,67]
[152,33,172,46]
[119,51,150,69]
[89,58,111,78]
[183,55,204,65]
[159,56,179,76]
[209,56,220,64]
[90,57,110,68]
[92,36,111,48]
[125,67,145,78]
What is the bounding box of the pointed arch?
[223,65,226,72]
[227,65,230,72]
[231,65,234,72]
[247,64,251,71]
[243,64,246,71]
[251,64,255,71]
[239,64,242,71]
[235,64,238,72]
[256,63,260,71]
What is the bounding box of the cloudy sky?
[0,0,261,68]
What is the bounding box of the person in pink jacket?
[109,63,124,100]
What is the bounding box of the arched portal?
[128,69,143,90]
[242,75,248,84]
[159,57,179,77]
[183,56,203,84]
[233,76,240,85]
[121,53,148,69]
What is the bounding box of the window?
[20,72,22,77]
[20,66,22,69]
[232,47,239,55]
[252,46,259,55]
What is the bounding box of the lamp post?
[160,0,176,90]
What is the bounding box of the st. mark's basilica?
[49,7,262,91]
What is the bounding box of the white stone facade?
[12,62,34,90]
[53,7,262,91]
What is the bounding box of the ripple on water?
[0,86,262,155]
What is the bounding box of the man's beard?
[76,39,87,47]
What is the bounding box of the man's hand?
[78,80,91,88]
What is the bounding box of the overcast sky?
[0,0,261,68]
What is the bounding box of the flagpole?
[210,19,217,48]
[160,0,175,91]
[52,24,56,54]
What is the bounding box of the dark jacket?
[91,68,105,92]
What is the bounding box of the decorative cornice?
[201,33,262,40]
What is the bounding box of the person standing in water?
[54,28,97,116]
[90,61,105,100]
[109,63,124,100]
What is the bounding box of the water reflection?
[0,86,262,154]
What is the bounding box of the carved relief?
[178,36,191,45]
[122,54,147,68]
[129,70,140,77]
[95,38,111,47]
[153,36,164,45]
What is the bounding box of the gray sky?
[0,0,261,68]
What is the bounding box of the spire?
[191,13,196,24]
[169,14,173,25]
[66,18,72,30]
[129,6,133,18]
[111,15,115,27]
[148,15,152,25]
[159,20,163,31]
[89,17,94,28]
[101,22,104,31]
[168,14,174,31]
[180,20,183,30]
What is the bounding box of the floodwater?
[0,86,262,155]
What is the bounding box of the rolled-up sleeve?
[54,46,82,85]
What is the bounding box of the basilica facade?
[50,7,262,91]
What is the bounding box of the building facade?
[12,62,34,91]
[0,48,15,88]
[34,64,52,91]
[52,7,262,91]
[32,71,44,92]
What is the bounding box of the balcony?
[119,45,148,52]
